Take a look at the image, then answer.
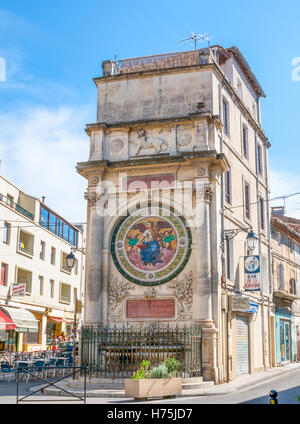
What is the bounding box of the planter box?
[125,378,182,400]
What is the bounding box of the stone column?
[201,325,219,383]
[194,178,213,321]
[101,248,110,326]
[194,176,219,382]
[84,182,104,325]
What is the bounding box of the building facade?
[0,174,85,352]
[271,208,300,364]
[77,46,273,383]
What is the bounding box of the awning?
[48,317,66,323]
[0,310,16,330]
[0,306,38,333]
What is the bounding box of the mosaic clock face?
[111,205,192,286]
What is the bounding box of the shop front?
[46,315,73,349]
[0,306,39,352]
[0,309,17,352]
[275,308,296,364]
[231,297,259,378]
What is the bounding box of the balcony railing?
[18,244,33,256]
[102,48,212,76]
[15,204,34,220]
[0,193,34,220]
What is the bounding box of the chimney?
[42,196,46,203]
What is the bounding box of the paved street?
[1,367,300,404]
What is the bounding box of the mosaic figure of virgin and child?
[126,218,177,270]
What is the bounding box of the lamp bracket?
[223,227,252,241]
[71,247,86,255]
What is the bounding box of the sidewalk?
[29,362,300,398]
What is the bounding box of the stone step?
[67,377,213,391]
[182,381,214,390]
[70,376,205,391]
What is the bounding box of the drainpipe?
[264,140,273,368]
[255,133,266,370]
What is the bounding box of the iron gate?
[80,325,202,379]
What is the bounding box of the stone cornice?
[84,113,215,136]
[76,151,229,178]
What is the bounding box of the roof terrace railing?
[102,48,213,76]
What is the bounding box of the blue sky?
[0,0,300,221]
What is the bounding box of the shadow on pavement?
[242,385,300,404]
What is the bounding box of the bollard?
[269,390,278,404]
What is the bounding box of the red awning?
[48,317,66,323]
[0,309,16,330]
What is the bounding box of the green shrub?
[149,363,170,379]
[164,357,181,377]
[130,357,181,379]
[131,360,150,380]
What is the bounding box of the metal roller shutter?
[236,316,249,375]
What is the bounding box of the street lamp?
[66,252,76,271]
[66,251,77,379]
[246,230,258,252]
[223,227,258,252]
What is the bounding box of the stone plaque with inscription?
[126,299,175,318]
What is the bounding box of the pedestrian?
[51,336,59,353]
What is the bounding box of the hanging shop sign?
[244,255,261,291]
[247,302,259,314]
[11,283,26,296]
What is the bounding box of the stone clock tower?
[77,48,232,382]
[77,43,272,384]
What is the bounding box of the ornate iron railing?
[80,325,202,379]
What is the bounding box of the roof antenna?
[179,31,212,50]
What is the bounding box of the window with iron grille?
[244,182,251,220]
[259,197,265,230]
[222,98,230,135]
[257,143,263,176]
[242,125,248,159]
[225,169,231,204]
[289,278,296,295]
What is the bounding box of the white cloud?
[269,169,300,219]
[0,9,37,40]
[0,104,94,223]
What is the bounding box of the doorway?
[279,320,291,362]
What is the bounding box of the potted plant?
[125,357,182,400]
